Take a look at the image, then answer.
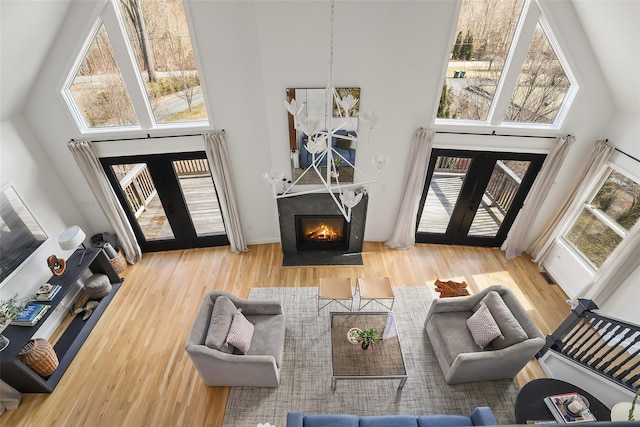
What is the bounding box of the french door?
[102,152,229,252]
[416,149,546,247]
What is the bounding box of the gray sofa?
[425,285,545,384]
[286,407,497,426]
[185,290,285,387]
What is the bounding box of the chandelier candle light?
[263,0,388,222]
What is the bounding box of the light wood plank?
[1,242,570,426]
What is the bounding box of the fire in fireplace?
[296,215,349,251]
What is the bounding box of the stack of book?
[544,392,597,423]
[10,303,50,326]
[35,284,62,302]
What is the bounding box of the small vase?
[361,342,369,350]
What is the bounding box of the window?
[564,169,640,269]
[436,0,576,128]
[68,22,139,128]
[62,0,209,133]
[504,23,571,124]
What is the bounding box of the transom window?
[564,169,640,269]
[436,0,577,128]
[62,0,209,133]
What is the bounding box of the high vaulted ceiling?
[1,0,638,123]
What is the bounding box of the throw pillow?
[225,308,255,354]
[466,302,503,349]
[205,296,237,353]
[474,291,528,350]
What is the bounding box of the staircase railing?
[538,299,640,393]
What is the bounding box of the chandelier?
[263,0,388,222]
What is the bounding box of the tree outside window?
[64,0,208,131]
[436,0,575,127]
[564,170,640,269]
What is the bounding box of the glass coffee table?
[330,312,407,391]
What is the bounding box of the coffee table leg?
[398,378,407,391]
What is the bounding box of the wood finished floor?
[2,242,571,427]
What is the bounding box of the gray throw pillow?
[466,302,502,349]
[205,296,237,353]
[474,291,528,349]
[225,309,255,354]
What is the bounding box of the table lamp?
[58,225,87,265]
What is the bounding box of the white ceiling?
[1,0,638,122]
[571,0,640,115]
[0,0,72,121]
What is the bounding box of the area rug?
[223,286,519,426]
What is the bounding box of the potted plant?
[357,328,380,350]
[331,157,343,178]
[0,294,33,351]
[630,387,639,421]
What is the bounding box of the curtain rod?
[434,130,562,140]
[71,130,223,144]
[608,139,640,164]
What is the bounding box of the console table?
[0,248,122,393]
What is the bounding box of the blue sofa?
[286,406,497,427]
[299,129,357,168]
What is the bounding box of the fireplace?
[277,193,368,266]
[296,215,349,251]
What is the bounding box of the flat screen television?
[0,186,48,285]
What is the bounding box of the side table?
[317,277,353,314]
[514,378,611,424]
[357,277,394,311]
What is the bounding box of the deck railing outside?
[484,160,521,214]
[119,164,157,217]
[538,299,640,392]
[435,157,521,214]
[173,159,210,176]
[116,160,210,219]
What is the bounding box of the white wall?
[0,117,85,313]
[21,0,616,247]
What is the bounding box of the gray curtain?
[529,140,615,263]
[385,129,434,250]
[67,141,142,264]
[203,132,248,254]
[501,135,575,259]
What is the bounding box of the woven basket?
[109,249,127,274]
[17,338,59,377]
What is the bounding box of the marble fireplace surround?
[277,193,368,266]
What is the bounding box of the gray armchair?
[425,285,545,384]
[186,290,285,387]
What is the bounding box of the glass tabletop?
[330,312,406,378]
